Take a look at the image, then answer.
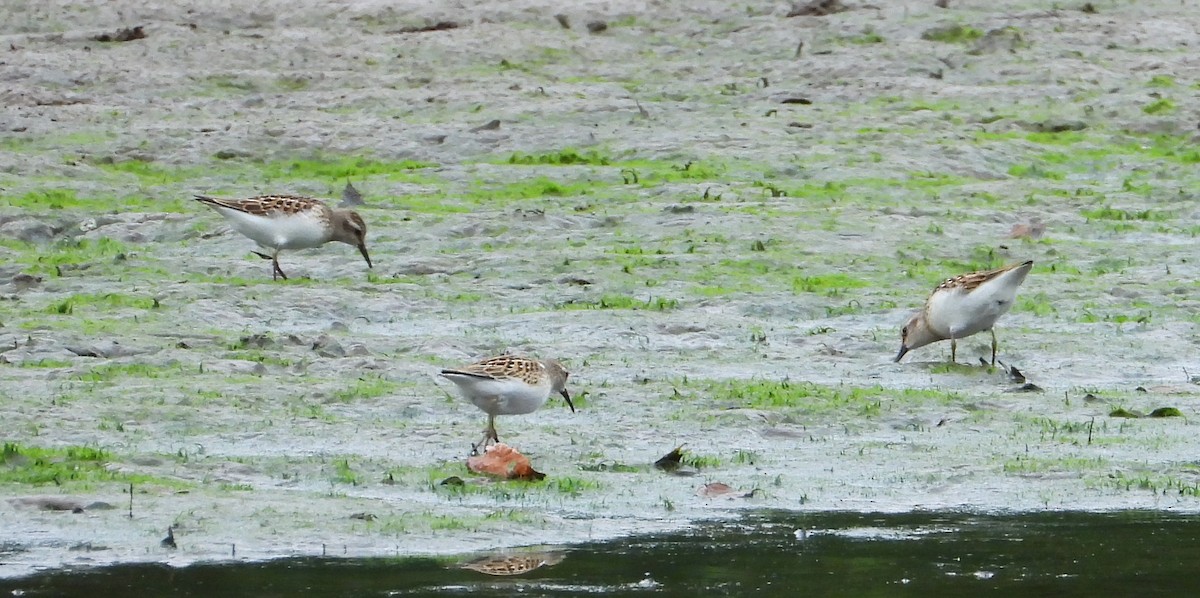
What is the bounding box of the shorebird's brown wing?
[447,355,542,384]
[934,261,1027,294]
[193,195,323,217]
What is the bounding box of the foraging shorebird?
[193,194,371,280]
[895,260,1033,365]
[440,355,574,452]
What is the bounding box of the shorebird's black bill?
[358,244,373,269]
[560,389,576,413]
[893,345,909,363]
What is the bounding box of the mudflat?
[2,0,1198,577]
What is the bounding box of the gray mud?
[2,0,1200,579]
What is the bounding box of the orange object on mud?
[466,443,546,481]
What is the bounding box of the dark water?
[4,511,1199,596]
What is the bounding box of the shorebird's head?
[895,313,939,362]
[333,210,372,269]
[543,359,575,413]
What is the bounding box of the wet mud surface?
[2,0,1200,579]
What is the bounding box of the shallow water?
[4,510,1198,596]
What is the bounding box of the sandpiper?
[895,260,1033,365]
[193,194,372,280]
[440,355,574,452]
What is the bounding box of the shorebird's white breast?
[927,272,1025,338]
[445,375,552,416]
[214,206,330,250]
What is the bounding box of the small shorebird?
[895,260,1033,365]
[193,194,372,280]
[440,355,574,452]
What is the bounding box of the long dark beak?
[358,244,373,269]
[560,389,576,413]
[894,345,909,363]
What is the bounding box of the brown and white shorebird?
[440,355,574,452]
[193,194,371,280]
[895,260,1033,365]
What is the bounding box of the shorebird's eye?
[901,326,908,337]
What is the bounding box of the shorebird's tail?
[193,194,250,213]
[193,194,225,208]
[1003,260,1034,284]
[440,369,495,381]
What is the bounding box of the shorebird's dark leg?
[950,337,957,363]
[251,250,287,281]
[487,414,500,445]
[272,255,288,281]
[990,329,998,366]
[472,415,499,455]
